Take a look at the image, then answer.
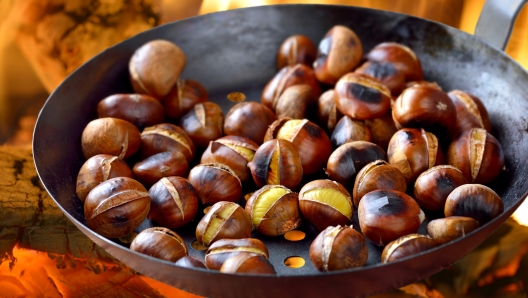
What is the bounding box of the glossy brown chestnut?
[358,189,425,246]
[364,112,398,151]
[76,154,133,202]
[129,40,186,99]
[247,139,303,190]
[335,73,392,120]
[133,151,188,187]
[179,102,224,149]
[201,135,258,182]
[392,86,457,139]
[188,163,242,205]
[355,61,406,95]
[140,123,195,162]
[299,180,353,232]
[330,116,371,148]
[84,177,150,238]
[265,118,332,175]
[148,177,198,229]
[446,128,504,183]
[309,225,368,272]
[220,253,276,275]
[130,227,187,262]
[195,201,252,247]
[175,256,207,269]
[317,89,343,133]
[353,160,407,207]
[381,234,437,263]
[405,80,442,90]
[445,184,504,224]
[448,90,492,134]
[387,128,443,184]
[205,238,269,270]
[326,141,387,189]
[81,118,141,160]
[413,165,468,212]
[274,84,318,120]
[427,216,479,244]
[313,25,363,85]
[224,101,276,145]
[163,79,208,121]
[277,35,317,69]
[366,42,423,81]
[97,94,164,129]
[246,185,302,236]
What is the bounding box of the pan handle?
[474,0,528,50]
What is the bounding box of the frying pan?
[33,1,528,297]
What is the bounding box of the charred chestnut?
[317,89,343,133]
[81,118,141,160]
[97,94,164,129]
[381,234,437,263]
[220,253,276,275]
[277,35,317,69]
[224,102,276,145]
[188,163,242,205]
[444,184,504,224]
[330,116,371,148]
[179,102,224,149]
[130,227,187,262]
[366,42,423,81]
[448,90,492,134]
[427,216,479,244]
[140,123,195,162]
[353,160,407,207]
[206,238,269,270]
[274,84,318,120]
[355,61,406,95]
[132,151,188,187]
[163,79,208,121]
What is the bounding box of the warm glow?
[513,198,528,226]
[200,0,271,14]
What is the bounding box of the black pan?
[33,1,528,297]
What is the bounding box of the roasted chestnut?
[148,177,198,229]
[133,151,188,187]
[317,89,343,133]
[353,160,407,207]
[130,227,187,262]
[413,165,468,212]
[140,123,195,162]
[188,163,242,205]
[274,84,318,120]
[381,234,437,263]
[247,139,303,190]
[405,80,442,90]
[444,184,504,224]
[179,102,224,149]
[245,185,302,236]
[309,225,368,272]
[205,238,269,270]
[277,34,317,69]
[326,141,386,189]
[195,201,252,247]
[427,216,479,244]
[330,116,371,148]
[220,253,276,275]
[355,61,406,95]
[313,25,363,85]
[448,90,492,134]
[265,118,332,175]
[358,189,425,246]
[446,128,504,184]
[97,94,164,129]
[366,42,423,81]
[364,112,398,151]
[299,180,353,232]
[129,39,186,99]
[175,256,207,269]
[84,177,150,238]
[76,154,133,202]
[224,102,276,145]
[163,79,208,121]
[81,118,141,160]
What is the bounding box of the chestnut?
[274,84,318,120]
[427,216,479,244]
[355,61,406,95]
[387,128,443,184]
[205,238,269,270]
[148,177,198,229]
[201,135,259,182]
[220,253,276,275]
[163,79,208,121]
[81,118,141,160]
[364,112,398,151]
[446,128,504,184]
[326,141,386,189]
[179,102,224,149]
[309,225,368,272]
[129,39,186,99]
[76,154,133,202]
[224,102,276,145]
[381,234,437,263]
[313,25,363,85]
[366,42,423,81]
[448,90,492,134]
[265,118,332,175]
[97,94,164,129]
[358,189,425,246]
[392,86,457,140]
[247,139,303,190]
[277,34,317,69]
[132,151,188,187]
[317,89,343,133]
[140,123,195,163]
[195,201,252,247]
[444,184,504,224]
[413,165,468,212]
[335,73,392,120]
[245,185,302,236]
[330,116,371,148]
[130,227,187,262]
[188,163,242,205]
[175,256,207,269]
[84,177,150,238]
[299,180,353,232]
[353,160,407,207]
[405,80,442,90]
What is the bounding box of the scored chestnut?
[353,160,407,207]
[224,101,276,145]
[317,89,343,133]
[220,253,276,275]
[444,184,504,224]
[205,238,269,270]
[448,90,492,134]
[97,94,164,129]
[140,123,195,163]
[366,42,423,81]
[179,102,224,149]
[427,216,479,244]
[330,116,371,148]
[355,61,406,95]
[188,163,242,205]
[163,79,208,121]
[130,227,187,262]
[132,151,188,187]
[381,234,437,263]
[274,84,318,120]
[277,34,317,69]
[81,118,141,160]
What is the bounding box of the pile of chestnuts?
[77,25,505,275]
